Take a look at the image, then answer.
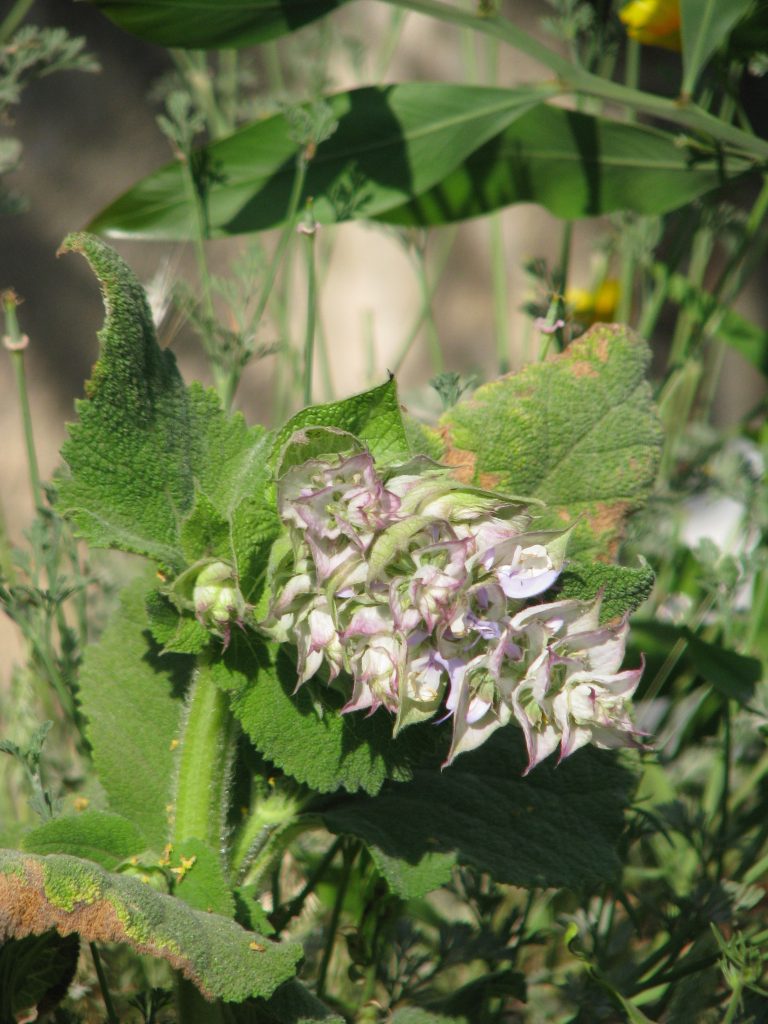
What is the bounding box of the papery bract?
[261,429,644,773]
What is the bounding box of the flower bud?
[193,561,246,641]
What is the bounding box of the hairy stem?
[172,659,235,849]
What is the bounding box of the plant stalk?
[0,0,34,43]
[90,942,119,1024]
[172,659,234,850]
[3,293,42,510]
[382,0,768,159]
[316,839,357,1000]
[490,214,510,374]
[301,208,318,407]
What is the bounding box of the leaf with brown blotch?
[440,324,662,561]
[0,850,300,1003]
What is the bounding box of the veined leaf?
[89,0,351,48]
[680,0,754,98]
[558,561,656,622]
[22,812,146,869]
[322,730,636,898]
[0,931,79,1024]
[0,849,301,1002]
[380,105,752,225]
[78,578,192,850]
[213,635,444,796]
[440,324,663,561]
[88,83,554,240]
[271,377,410,468]
[57,234,272,570]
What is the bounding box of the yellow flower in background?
[566,279,620,325]
[619,0,681,50]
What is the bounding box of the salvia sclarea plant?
[0,234,662,1022]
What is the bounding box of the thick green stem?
[172,660,234,849]
[171,660,236,1023]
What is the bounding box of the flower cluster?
[261,429,644,771]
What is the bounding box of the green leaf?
[89,0,350,48]
[88,84,554,240]
[558,561,656,622]
[56,234,191,565]
[629,621,761,705]
[22,812,146,869]
[655,264,768,376]
[0,931,79,1024]
[390,1011,467,1024]
[78,577,192,850]
[172,838,236,917]
[56,235,272,571]
[680,0,754,98]
[379,105,751,225]
[227,980,346,1023]
[433,969,526,1018]
[0,849,301,1002]
[366,846,454,898]
[146,588,211,655]
[322,730,636,897]
[685,633,760,704]
[440,324,662,560]
[271,377,411,467]
[214,635,445,796]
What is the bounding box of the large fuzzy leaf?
[77,578,191,850]
[88,84,553,240]
[322,730,636,898]
[439,324,662,560]
[270,377,410,468]
[227,980,345,1023]
[213,636,445,796]
[57,234,272,572]
[22,812,146,869]
[0,850,300,1002]
[380,105,751,224]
